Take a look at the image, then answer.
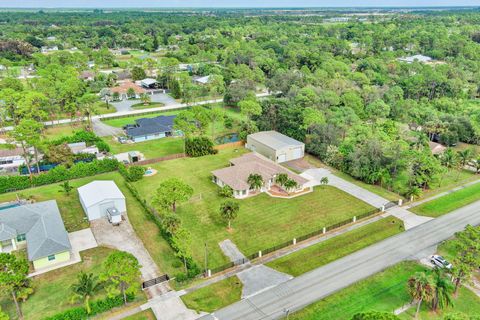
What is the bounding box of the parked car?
[431,255,452,269]
[118,136,128,144]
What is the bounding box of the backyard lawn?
[0,247,146,320]
[267,217,404,276]
[411,182,480,217]
[181,276,243,313]
[106,136,184,159]
[123,309,156,320]
[43,124,81,139]
[133,148,377,269]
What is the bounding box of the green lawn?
[132,148,376,269]
[181,276,243,313]
[43,124,82,140]
[131,102,165,109]
[0,247,145,320]
[411,182,480,217]
[422,168,479,199]
[290,262,428,320]
[107,136,184,159]
[123,309,156,320]
[267,217,404,276]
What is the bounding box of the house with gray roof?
[246,131,305,163]
[0,200,71,270]
[124,115,182,143]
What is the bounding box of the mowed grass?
[131,102,165,109]
[43,124,80,139]
[102,110,180,128]
[290,262,427,320]
[267,217,404,276]
[0,247,145,320]
[106,136,184,159]
[181,276,243,313]
[123,309,156,320]
[411,182,480,217]
[133,148,376,268]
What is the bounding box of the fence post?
[258,250,262,258]
[323,227,326,234]
[398,199,403,206]
[293,238,296,245]
[207,269,211,277]
[353,216,357,223]
[381,205,385,212]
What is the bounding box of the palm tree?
[140,93,151,105]
[407,272,435,319]
[472,157,480,174]
[431,268,454,311]
[457,149,473,168]
[406,186,422,202]
[284,179,298,192]
[275,173,289,187]
[440,149,458,171]
[220,200,240,229]
[247,173,263,191]
[78,94,98,131]
[320,176,329,185]
[70,272,101,314]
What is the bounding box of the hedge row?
[51,130,110,152]
[43,294,134,320]
[0,158,119,194]
[124,182,201,280]
[185,136,217,157]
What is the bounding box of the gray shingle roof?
[248,131,304,150]
[125,115,176,138]
[0,223,17,241]
[0,201,71,260]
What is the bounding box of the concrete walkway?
[383,207,434,230]
[219,239,247,263]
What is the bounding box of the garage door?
[277,154,287,163]
[292,147,303,159]
[99,201,115,218]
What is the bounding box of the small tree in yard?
[140,93,151,105]
[161,214,181,235]
[218,185,234,198]
[112,92,120,101]
[247,173,263,191]
[100,251,141,305]
[431,268,454,312]
[0,253,33,320]
[320,176,329,185]
[171,228,192,272]
[59,181,74,195]
[220,200,240,230]
[70,272,101,314]
[126,87,136,99]
[451,225,480,295]
[283,179,298,192]
[153,178,194,212]
[407,272,435,319]
[275,173,289,187]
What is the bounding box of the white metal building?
[246,131,305,163]
[78,181,126,221]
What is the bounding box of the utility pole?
[204,242,208,276]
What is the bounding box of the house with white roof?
[78,181,126,221]
[246,131,305,163]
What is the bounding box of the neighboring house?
[124,115,181,143]
[0,200,72,270]
[78,180,126,221]
[429,141,447,155]
[193,75,211,85]
[67,142,99,155]
[140,78,158,89]
[79,71,95,81]
[113,70,132,81]
[0,147,26,172]
[398,54,433,64]
[211,153,310,199]
[108,80,146,100]
[246,131,305,163]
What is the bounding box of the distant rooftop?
[248,131,304,150]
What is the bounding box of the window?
[16,234,26,242]
[47,255,56,261]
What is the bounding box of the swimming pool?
[0,203,20,211]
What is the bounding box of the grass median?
[411,182,480,217]
[266,217,404,276]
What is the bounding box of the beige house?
[246,131,304,163]
[211,153,310,199]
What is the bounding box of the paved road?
[201,200,480,320]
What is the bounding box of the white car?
[431,255,452,270]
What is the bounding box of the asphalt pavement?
[201,200,480,320]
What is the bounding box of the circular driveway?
[110,93,178,112]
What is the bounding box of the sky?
[2,0,480,8]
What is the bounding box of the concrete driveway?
[92,118,123,137]
[110,93,178,112]
[90,217,168,297]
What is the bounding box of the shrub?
[218,185,234,198]
[95,140,110,152]
[185,136,217,157]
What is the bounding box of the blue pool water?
[0,203,20,211]
[215,133,240,144]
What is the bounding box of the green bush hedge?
[43,294,134,320]
[51,130,110,152]
[185,136,217,157]
[0,158,119,194]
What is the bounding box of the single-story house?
[0,147,26,172]
[193,75,211,85]
[140,78,158,89]
[67,142,99,155]
[108,81,146,101]
[124,115,181,143]
[246,131,305,163]
[211,153,310,199]
[78,180,126,221]
[398,54,433,64]
[0,200,72,270]
[429,141,447,155]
